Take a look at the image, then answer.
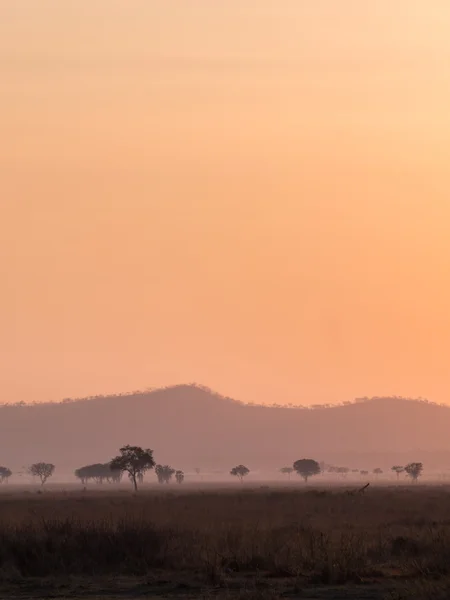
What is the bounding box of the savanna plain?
[2,482,450,599]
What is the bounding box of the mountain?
[1,385,450,474]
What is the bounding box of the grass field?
[1,483,450,598]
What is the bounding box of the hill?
[1,385,449,473]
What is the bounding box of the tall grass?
[1,486,450,584]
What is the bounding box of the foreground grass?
[1,485,450,597]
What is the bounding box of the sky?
[2,1,450,405]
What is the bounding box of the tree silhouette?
[75,463,122,485]
[280,467,294,480]
[110,445,155,492]
[110,466,122,484]
[293,459,320,482]
[405,462,423,482]
[29,462,55,486]
[175,470,184,484]
[230,465,250,482]
[155,464,175,484]
[391,465,404,480]
[337,466,350,478]
[0,466,12,483]
[74,465,89,484]
[360,470,369,477]
[373,468,383,478]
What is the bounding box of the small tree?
[337,466,350,478]
[405,462,423,482]
[110,445,155,492]
[155,464,175,484]
[391,465,404,480]
[293,459,321,483]
[91,463,109,484]
[230,465,250,482]
[373,468,383,478]
[75,462,122,485]
[29,462,55,486]
[0,466,12,483]
[280,467,294,480]
[175,470,184,484]
[74,466,89,485]
[360,470,369,477]
[110,465,122,484]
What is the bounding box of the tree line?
[278,460,423,482]
[0,449,424,490]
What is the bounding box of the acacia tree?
[360,470,369,477]
[391,465,404,480]
[110,466,123,484]
[230,465,250,482]
[155,464,175,484]
[373,468,383,478]
[110,445,155,492]
[75,463,122,485]
[280,467,294,480]
[175,470,184,484]
[405,462,423,483]
[74,466,89,485]
[293,459,321,483]
[0,466,12,483]
[29,462,55,486]
[337,466,350,478]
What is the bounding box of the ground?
[1,482,450,599]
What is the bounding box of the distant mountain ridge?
[1,384,449,473]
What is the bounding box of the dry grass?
[1,484,450,596]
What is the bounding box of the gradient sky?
[2,1,450,405]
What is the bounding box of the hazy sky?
[2,1,450,405]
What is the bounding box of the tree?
[155,464,175,484]
[360,470,369,477]
[110,445,155,492]
[373,468,383,478]
[0,466,12,483]
[337,466,350,478]
[75,463,122,485]
[405,462,423,482]
[175,470,184,484]
[280,467,294,480]
[391,465,404,480]
[29,462,55,486]
[110,465,123,484]
[293,459,321,483]
[74,465,90,485]
[230,465,250,482]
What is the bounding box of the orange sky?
[2,1,450,405]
